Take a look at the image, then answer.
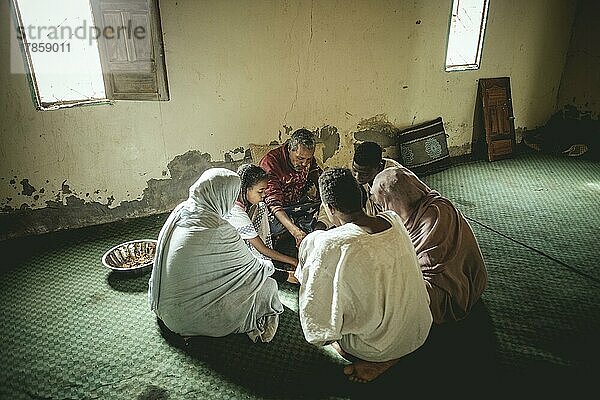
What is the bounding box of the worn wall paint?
[557,0,600,119]
[0,150,252,240]
[353,114,402,160]
[0,0,578,238]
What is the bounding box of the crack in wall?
[282,4,303,123]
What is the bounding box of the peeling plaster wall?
[0,0,577,239]
[557,0,600,119]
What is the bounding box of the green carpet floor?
[1,149,599,399]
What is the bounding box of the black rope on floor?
[465,216,600,287]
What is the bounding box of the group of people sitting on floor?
[148,128,488,383]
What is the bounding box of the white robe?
[225,201,273,260]
[148,168,283,340]
[295,210,432,362]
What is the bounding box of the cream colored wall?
[558,0,600,117]
[0,0,577,237]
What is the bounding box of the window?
[445,0,490,72]
[11,0,169,111]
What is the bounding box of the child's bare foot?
[342,358,400,383]
[286,271,299,284]
[330,341,352,359]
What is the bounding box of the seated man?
[259,129,322,249]
[351,141,402,216]
[372,166,488,324]
[316,141,401,230]
[295,167,432,383]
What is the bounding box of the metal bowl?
[102,239,157,273]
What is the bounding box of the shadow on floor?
[153,299,499,399]
[350,299,499,397]
[156,306,351,399]
[106,269,152,293]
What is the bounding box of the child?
[226,163,299,284]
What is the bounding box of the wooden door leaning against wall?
[472,77,516,161]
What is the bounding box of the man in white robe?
[295,167,432,383]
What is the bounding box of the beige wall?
[0,0,577,238]
[558,0,600,117]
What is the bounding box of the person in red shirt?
[259,129,323,250]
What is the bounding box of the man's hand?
[274,209,307,247]
[291,227,307,247]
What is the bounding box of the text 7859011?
[27,42,71,53]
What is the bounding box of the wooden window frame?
[11,0,169,111]
[10,0,110,110]
[445,0,490,72]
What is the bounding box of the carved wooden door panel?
[476,77,516,161]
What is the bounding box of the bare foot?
[330,342,352,360]
[286,271,299,284]
[343,358,400,383]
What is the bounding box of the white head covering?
[178,168,241,229]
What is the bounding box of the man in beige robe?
[372,166,488,324]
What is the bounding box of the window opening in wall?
[11,0,169,111]
[11,0,107,110]
[445,0,490,72]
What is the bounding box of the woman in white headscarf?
[148,168,283,342]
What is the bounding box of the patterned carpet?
[1,149,598,399]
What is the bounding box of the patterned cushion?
[396,117,451,176]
